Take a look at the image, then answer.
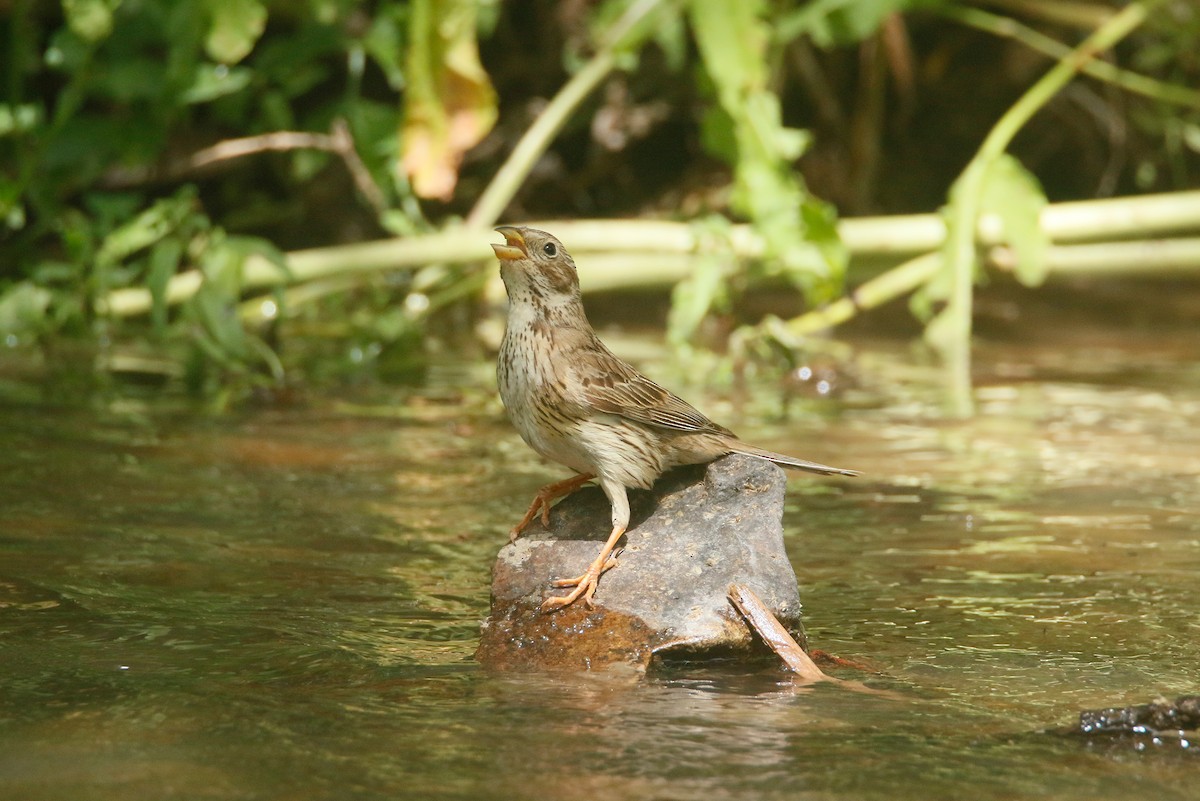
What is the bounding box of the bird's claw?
[508,474,595,543]
[541,557,618,612]
[509,496,547,541]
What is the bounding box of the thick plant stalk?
[99,187,1200,318]
[782,237,1200,335]
[100,229,472,317]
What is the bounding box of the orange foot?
[509,473,594,542]
[541,524,627,612]
[541,556,619,611]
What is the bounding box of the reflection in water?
[1,328,1199,800]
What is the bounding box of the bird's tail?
[727,443,859,477]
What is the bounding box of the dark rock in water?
[476,454,807,671]
[1053,696,1200,752]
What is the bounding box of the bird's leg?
[541,478,630,612]
[509,472,595,542]
[541,523,625,611]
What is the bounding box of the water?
[2,311,1199,800]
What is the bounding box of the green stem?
[783,253,941,336]
[464,0,669,229]
[943,6,1200,110]
[982,0,1118,30]
[937,0,1161,416]
[1000,237,1200,276]
[941,166,982,417]
[974,2,1159,164]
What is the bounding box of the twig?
[103,121,388,211]
[728,584,827,681]
[186,130,335,169]
[728,584,906,699]
[99,227,473,317]
[981,0,1116,29]
[525,189,1200,255]
[994,236,1200,276]
[328,119,388,213]
[781,236,1200,337]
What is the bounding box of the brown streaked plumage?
[493,226,857,611]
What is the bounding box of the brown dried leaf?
[400,0,497,201]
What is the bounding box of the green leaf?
[180,229,289,390]
[63,0,123,42]
[652,7,688,72]
[690,0,844,300]
[3,204,26,233]
[364,7,408,91]
[668,253,729,348]
[192,233,247,358]
[698,105,737,164]
[979,154,1049,287]
[223,234,290,283]
[204,0,267,64]
[0,104,43,137]
[147,238,185,335]
[181,63,253,104]
[922,298,959,356]
[93,58,169,102]
[95,189,197,267]
[690,0,767,100]
[776,0,915,47]
[0,176,26,232]
[0,282,53,338]
[743,92,810,161]
[251,23,340,98]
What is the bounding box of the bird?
[492,226,857,611]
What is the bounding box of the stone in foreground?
[1052,695,1200,751]
[476,454,807,671]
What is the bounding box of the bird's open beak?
[492,226,527,261]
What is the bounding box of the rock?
[1053,696,1200,751]
[475,454,807,671]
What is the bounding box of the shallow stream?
[2,290,1198,799]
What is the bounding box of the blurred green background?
[2,0,1198,405]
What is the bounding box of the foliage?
[1,0,1199,407]
[0,0,446,400]
[923,0,1165,416]
[677,0,842,355]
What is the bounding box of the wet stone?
[1056,695,1200,749]
[475,455,807,671]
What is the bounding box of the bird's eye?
[543,242,557,257]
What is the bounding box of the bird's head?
[492,227,581,310]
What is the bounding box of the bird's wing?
[561,337,730,435]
